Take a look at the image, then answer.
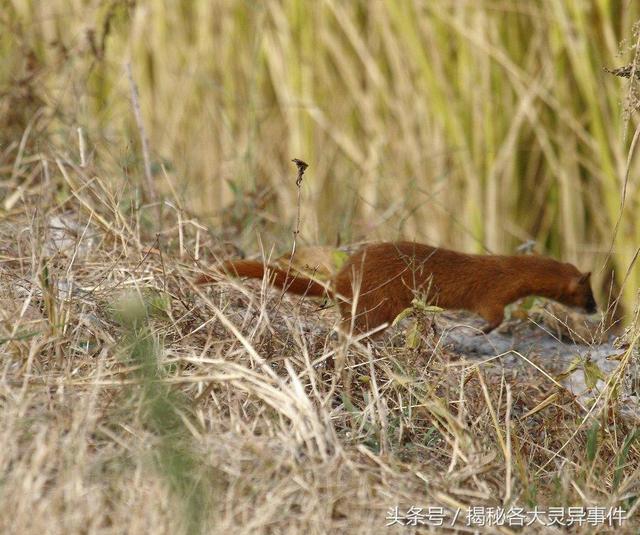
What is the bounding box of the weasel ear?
[569,272,590,291]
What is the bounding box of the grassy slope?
[0,159,639,533]
[2,1,640,533]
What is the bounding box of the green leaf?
[586,420,599,463]
[613,429,640,491]
[225,178,239,195]
[405,320,421,349]
[0,330,40,345]
[583,359,607,390]
[148,292,171,318]
[411,297,443,314]
[555,356,582,381]
[392,307,414,326]
[331,250,349,270]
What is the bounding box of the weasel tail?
[196,260,329,298]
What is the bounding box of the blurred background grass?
[2,0,640,320]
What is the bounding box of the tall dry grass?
[3,0,640,315]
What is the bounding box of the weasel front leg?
[478,306,504,335]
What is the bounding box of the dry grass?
[0,152,639,533]
[3,2,640,534]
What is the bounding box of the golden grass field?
[2,1,640,533]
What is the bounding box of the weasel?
[197,241,597,335]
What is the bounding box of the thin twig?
[601,31,640,276]
[279,158,308,301]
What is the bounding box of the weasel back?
[333,241,597,334]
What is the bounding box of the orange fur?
[197,242,597,334]
[196,260,327,297]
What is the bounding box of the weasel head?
[564,270,597,314]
